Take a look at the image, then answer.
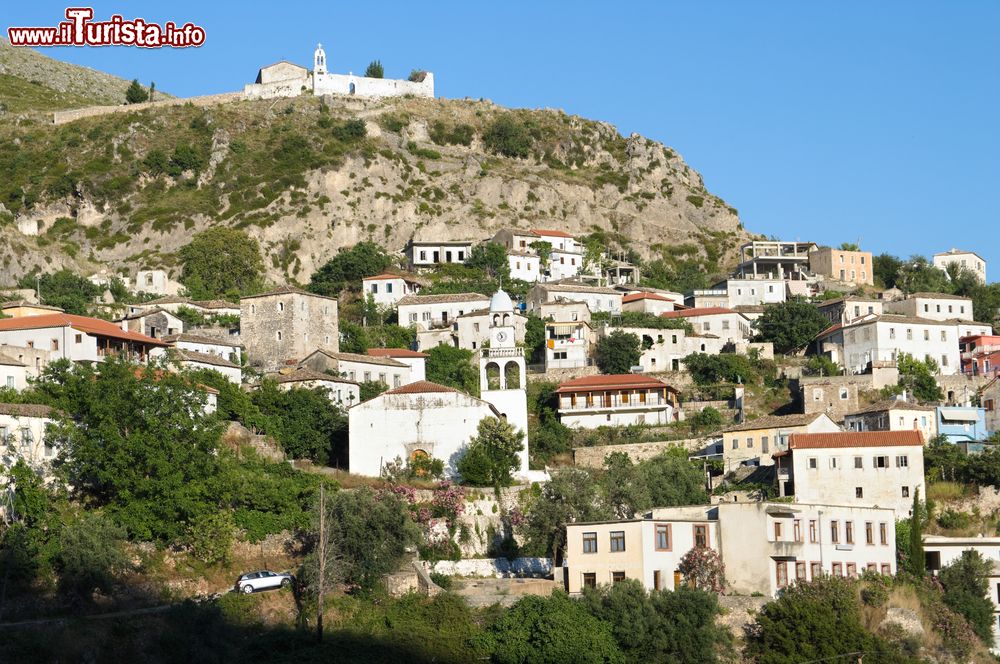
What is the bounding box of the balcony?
[561,396,668,413]
[482,347,522,359]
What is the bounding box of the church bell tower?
[479,289,529,475]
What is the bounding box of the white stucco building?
[884,293,975,322]
[933,249,987,283]
[923,535,1000,651]
[159,333,242,365]
[621,292,676,315]
[508,252,542,282]
[544,321,592,370]
[775,430,925,518]
[720,412,841,471]
[714,278,787,307]
[398,293,490,331]
[0,353,28,391]
[271,368,360,407]
[300,349,412,390]
[660,308,753,343]
[366,348,427,382]
[555,374,680,428]
[527,282,622,315]
[135,269,183,296]
[361,273,423,308]
[170,349,243,385]
[0,403,58,475]
[405,240,475,270]
[0,313,167,368]
[564,501,896,597]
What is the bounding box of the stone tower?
[479,289,529,474]
[314,43,327,75]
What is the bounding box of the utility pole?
[316,482,325,642]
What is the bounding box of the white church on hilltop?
[349,290,543,482]
[244,44,434,100]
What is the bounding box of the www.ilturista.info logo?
[7,7,206,48]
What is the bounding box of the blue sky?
[6,2,999,277]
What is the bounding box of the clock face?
[496,331,508,342]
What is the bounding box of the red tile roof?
[555,373,675,393]
[0,313,167,346]
[623,292,673,303]
[530,229,573,238]
[788,430,924,450]
[367,348,429,359]
[661,307,736,318]
[384,380,459,395]
[363,273,421,283]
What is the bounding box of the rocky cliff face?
[0,52,748,286]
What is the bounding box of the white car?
[235,570,293,594]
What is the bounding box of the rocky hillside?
[0,49,750,286]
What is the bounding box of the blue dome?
[490,289,514,312]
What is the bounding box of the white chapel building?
[348,290,535,480]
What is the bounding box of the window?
[5,376,11,389]
[896,455,908,468]
[655,524,671,551]
[854,456,863,469]
[583,532,598,554]
[393,376,401,388]
[774,521,783,540]
[794,520,802,542]
[923,330,930,341]
[845,522,854,544]
[901,486,910,498]
[583,573,596,588]
[370,284,378,294]
[761,436,769,453]
[846,563,857,578]
[694,524,709,548]
[941,330,947,341]
[611,571,626,585]
[906,329,912,340]
[881,564,891,576]
[811,562,822,579]
[832,562,843,577]
[830,521,839,544]
[942,354,949,367]
[746,437,753,449]
[809,520,818,543]
[276,331,282,341]
[865,522,874,545]
[873,455,888,469]
[776,561,788,588]
[840,388,849,400]
[879,523,888,545]
[856,487,864,499]
[610,531,626,552]
[889,328,896,340]
[19,428,33,451]
[364,372,371,382]
[829,457,839,469]
[795,561,807,582]
[808,457,818,470]
[51,339,59,351]
[386,283,393,293]
[278,302,284,312]
[732,438,739,450]
[74,333,82,344]
[409,313,418,323]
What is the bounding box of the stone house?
[808,247,874,286]
[774,430,925,518]
[799,378,862,421]
[884,292,974,322]
[117,307,184,339]
[159,332,242,365]
[564,501,895,596]
[240,286,339,370]
[981,377,1000,435]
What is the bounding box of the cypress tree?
[909,487,925,577]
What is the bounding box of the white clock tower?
[479,289,529,475]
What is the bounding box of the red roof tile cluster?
[661,307,736,318]
[367,348,429,359]
[383,380,460,395]
[555,373,674,393]
[530,229,573,238]
[788,430,924,450]
[0,313,167,346]
[623,292,673,303]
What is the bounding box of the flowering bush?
[431,482,466,526]
[677,546,726,592]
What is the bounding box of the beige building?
[565,501,896,597]
[800,378,860,421]
[844,399,938,442]
[721,413,840,471]
[933,249,986,283]
[775,430,925,517]
[621,292,676,315]
[240,286,339,370]
[808,247,874,286]
[884,292,974,322]
[0,302,64,318]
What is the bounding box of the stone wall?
[51,92,243,125]
[527,364,599,383]
[429,557,552,578]
[716,595,769,638]
[573,437,708,469]
[241,290,338,369]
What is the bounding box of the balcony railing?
[562,396,667,411]
[482,347,522,358]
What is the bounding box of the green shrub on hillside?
[483,115,533,158]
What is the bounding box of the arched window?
[493,314,500,326]
[278,302,284,312]
[277,330,283,341]
[504,361,521,389]
[485,362,501,390]
[502,313,510,326]
[349,82,356,95]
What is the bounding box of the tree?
[595,330,641,374]
[528,240,552,266]
[642,258,710,294]
[683,353,766,386]
[249,380,349,465]
[690,406,723,433]
[803,354,840,377]
[359,380,389,402]
[924,435,967,483]
[838,242,860,251]
[426,345,479,395]
[601,452,650,519]
[519,467,611,563]
[19,270,101,315]
[581,580,729,664]
[178,228,264,300]
[456,417,524,490]
[892,353,944,402]
[896,255,951,294]
[308,241,392,297]
[465,242,510,281]
[483,115,533,159]
[939,550,995,644]
[908,487,925,577]
[523,314,545,363]
[479,592,625,664]
[50,357,226,541]
[304,487,420,593]
[125,78,149,104]
[677,547,726,592]
[364,60,384,78]
[148,81,156,102]
[752,299,830,354]
[743,576,903,664]
[639,449,709,508]
[53,511,129,598]
[873,253,904,289]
